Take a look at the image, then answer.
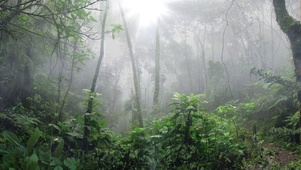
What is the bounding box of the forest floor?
[249,143,299,169]
[263,143,298,165]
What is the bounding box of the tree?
[153,19,161,112]
[118,0,144,128]
[273,0,301,135]
[82,0,109,153]
[0,0,98,111]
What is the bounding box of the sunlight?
[123,0,169,27]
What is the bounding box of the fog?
[52,0,295,130]
[0,0,299,124]
[83,0,296,113]
[1,0,301,168]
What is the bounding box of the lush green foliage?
[2,85,301,169]
[0,93,253,169]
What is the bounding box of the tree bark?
[273,0,301,141]
[153,19,160,112]
[59,41,77,121]
[82,0,109,154]
[118,0,143,128]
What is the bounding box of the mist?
[1,0,301,169]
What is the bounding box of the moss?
[273,0,297,33]
[279,15,296,33]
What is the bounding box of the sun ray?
[122,0,169,27]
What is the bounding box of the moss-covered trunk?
[273,0,301,142]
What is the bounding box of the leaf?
[133,127,145,134]
[2,131,21,146]
[223,132,230,137]
[89,16,97,22]
[54,166,64,170]
[25,153,40,170]
[151,135,162,138]
[186,105,195,110]
[64,157,77,170]
[159,126,168,134]
[48,124,61,132]
[53,139,64,157]
[50,157,63,166]
[27,128,41,152]
[67,132,83,138]
[39,151,52,164]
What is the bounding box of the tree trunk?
[200,42,208,93]
[153,19,160,112]
[271,8,275,69]
[59,41,77,121]
[82,0,109,154]
[183,36,193,92]
[195,38,203,92]
[273,0,301,141]
[118,0,143,128]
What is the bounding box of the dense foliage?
[1,88,300,169]
[0,93,248,169]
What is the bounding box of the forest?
[1,0,301,169]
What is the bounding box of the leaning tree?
[273,0,301,134]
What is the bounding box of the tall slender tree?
[82,0,109,153]
[118,0,143,128]
[153,19,161,112]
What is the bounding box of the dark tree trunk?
[82,0,109,154]
[273,0,301,141]
[21,63,32,108]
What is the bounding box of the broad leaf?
[53,139,64,157]
[27,128,41,151]
[2,131,21,146]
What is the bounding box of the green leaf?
[27,128,41,151]
[53,139,64,157]
[50,158,63,166]
[186,105,195,110]
[223,132,230,136]
[67,132,83,138]
[39,151,52,164]
[133,127,145,134]
[54,166,63,170]
[25,153,40,170]
[48,124,61,132]
[89,15,97,22]
[64,157,77,170]
[2,130,21,146]
[159,126,168,134]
